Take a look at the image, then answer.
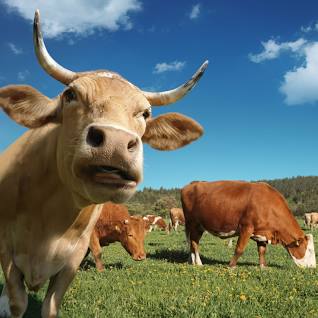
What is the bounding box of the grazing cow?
[304,212,318,230]
[0,11,207,318]
[181,181,316,268]
[169,208,185,232]
[89,202,147,272]
[143,215,168,232]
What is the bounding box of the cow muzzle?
[133,253,146,261]
[290,234,316,268]
[75,124,143,202]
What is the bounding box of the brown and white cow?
[88,202,147,272]
[143,214,168,232]
[0,10,207,318]
[181,181,316,268]
[304,212,318,230]
[169,208,185,232]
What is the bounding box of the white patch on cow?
[154,216,161,224]
[211,230,236,238]
[96,72,114,78]
[174,220,179,231]
[252,234,268,242]
[290,234,316,268]
[0,295,11,318]
[189,252,203,265]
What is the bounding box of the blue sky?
[1,0,318,189]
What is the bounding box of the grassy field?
[1,224,317,318]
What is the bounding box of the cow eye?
[142,108,151,120]
[64,89,77,103]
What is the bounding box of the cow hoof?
[96,267,105,273]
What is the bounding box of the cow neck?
[5,124,80,230]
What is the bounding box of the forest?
[126,176,318,217]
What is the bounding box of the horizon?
[1,0,318,189]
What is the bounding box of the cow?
[143,215,168,232]
[181,180,316,268]
[304,212,318,230]
[88,202,147,272]
[0,10,207,318]
[169,207,185,232]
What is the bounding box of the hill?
[126,176,318,217]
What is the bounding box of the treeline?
[126,176,318,217]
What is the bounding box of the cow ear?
[142,112,203,150]
[0,85,61,128]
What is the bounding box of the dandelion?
[240,294,247,301]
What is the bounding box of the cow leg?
[174,220,179,232]
[257,242,267,268]
[188,229,203,265]
[89,230,105,272]
[229,227,253,268]
[0,257,28,318]
[41,238,88,318]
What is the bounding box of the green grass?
[1,226,318,318]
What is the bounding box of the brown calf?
[143,215,168,232]
[89,202,147,271]
[181,181,316,268]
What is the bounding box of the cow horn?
[33,10,78,85]
[142,60,208,106]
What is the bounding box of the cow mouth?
[86,165,138,188]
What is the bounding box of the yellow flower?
[240,294,247,301]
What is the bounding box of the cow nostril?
[86,127,104,148]
[127,137,139,152]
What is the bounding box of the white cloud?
[153,61,186,74]
[249,38,307,63]
[7,42,23,55]
[280,43,318,105]
[301,25,312,33]
[2,0,142,38]
[17,70,30,81]
[189,4,201,20]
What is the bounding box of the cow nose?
[86,126,105,148]
[136,254,146,261]
[127,137,139,153]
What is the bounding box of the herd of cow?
[0,10,316,318]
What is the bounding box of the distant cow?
[181,181,316,268]
[304,212,318,230]
[143,215,168,232]
[169,208,185,232]
[89,202,147,271]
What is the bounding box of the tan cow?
[304,212,318,230]
[0,11,207,318]
[88,202,147,272]
[143,214,168,232]
[181,181,316,268]
[169,208,185,232]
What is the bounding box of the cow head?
[117,216,147,261]
[0,11,207,207]
[287,234,316,268]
